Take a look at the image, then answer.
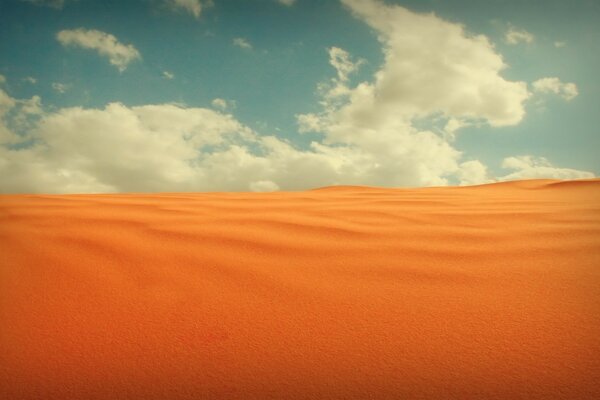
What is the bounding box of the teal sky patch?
[0,0,598,193]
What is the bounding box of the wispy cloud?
[500,156,593,180]
[504,26,534,45]
[52,82,69,94]
[165,0,210,18]
[211,98,227,110]
[276,0,297,6]
[57,28,141,72]
[233,37,252,50]
[19,0,66,9]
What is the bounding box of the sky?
[0,0,598,193]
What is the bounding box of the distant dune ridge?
[1,179,599,399]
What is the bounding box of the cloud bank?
[0,95,375,193]
[500,156,594,181]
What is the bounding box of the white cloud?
[162,71,175,80]
[0,90,592,195]
[443,118,470,140]
[233,37,252,50]
[211,98,235,110]
[52,82,69,94]
[250,180,280,192]
[165,0,211,19]
[301,47,365,113]
[0,91,16,112]
[457,160,492,186]
[298,0,531,187]
[211,98,226,110]
[24,77,37,84]
[1,89,465,193]
[0,94,365,193]
[19,0,65,9]
[0,100,252,193]
[0,89,43,146]
[276,0,296,7]
[554,41,566,48]
[57,28,141,72]
[328,47,364,83]
[0,75,5,84]
[338,0,530,127]
[504,26,534,45]
[296,113,323,133]
[500,156,594,181]
[20,96,44,117]
[0,90,18,145]
[532,77,578,101]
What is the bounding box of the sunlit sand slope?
[1,179,599,399]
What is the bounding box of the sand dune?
[1,179,599,399]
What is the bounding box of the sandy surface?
[1,179,599,399]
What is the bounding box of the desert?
[1,179,599,399]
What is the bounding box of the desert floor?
[1,179,599,399]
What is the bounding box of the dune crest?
[1,179,599,399]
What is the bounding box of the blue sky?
[0,0,598,193]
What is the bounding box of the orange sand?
[1,179,599,399]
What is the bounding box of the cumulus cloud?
[500,156,594,181]
[162,71,175,80]
[504,26,534,45]
[233,37,252,50]
[24,77,37,84]
[338,0,530,127]
[458,160,492,186]
[532,77,578,101]
[0,99,250,193]
[276,0,296,7]
[57,28,141,72]
[299,0,531,186]
[0,75,5,84]
[554,41,566,48]
[165,0,209,18]
[19,0,66,9]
